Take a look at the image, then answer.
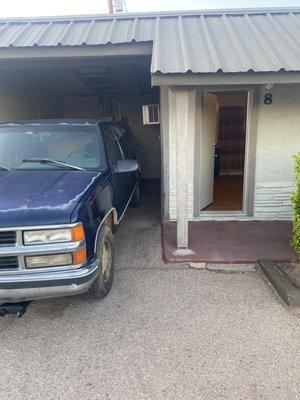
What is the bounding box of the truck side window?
[112,125,138,160]
[103,127,123,167]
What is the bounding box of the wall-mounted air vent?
[142,104,160,125]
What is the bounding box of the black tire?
[82,225,115,300]
[130,183,141,207]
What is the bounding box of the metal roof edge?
[0,7,299,23]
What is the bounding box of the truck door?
[102,126,128,216]
[111,125,137,197]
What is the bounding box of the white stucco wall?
[254,84,300,220]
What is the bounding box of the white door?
[199,92,218,210]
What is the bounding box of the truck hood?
[0,170,103,227]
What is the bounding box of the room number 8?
[264,93,273,105]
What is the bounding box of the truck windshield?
[0,125,103,171]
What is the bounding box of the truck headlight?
[26,253,73,268]
[25,249,87,269]
[23,225,85,245]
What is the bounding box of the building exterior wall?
[253,84,300,220]
[0,77,298,222]
[164,84,299,221]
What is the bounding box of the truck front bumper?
[0,259,100,304]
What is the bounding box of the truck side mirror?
[113,159,140,173]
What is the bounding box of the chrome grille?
[0,256,19,270]
[0,231,16,245]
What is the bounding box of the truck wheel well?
[94,209,118,253]
[101,209,118,231]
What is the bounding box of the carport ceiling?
[0,57,155,96]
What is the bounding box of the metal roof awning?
[0,8,299,74]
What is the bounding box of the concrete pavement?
[0,184,299,399]
[0,267,299,400]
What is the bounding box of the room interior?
[204,91,248,212]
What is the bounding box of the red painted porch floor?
[163,221,297,263]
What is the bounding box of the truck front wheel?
[82,225,115,300]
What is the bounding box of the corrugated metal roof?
[0,8,299,74]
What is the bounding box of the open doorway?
[200,90,248,212]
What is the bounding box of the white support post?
[173,87,195,255]
[160,86,170,221]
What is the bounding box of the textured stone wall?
[254,182,294,220]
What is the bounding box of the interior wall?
[114,93,161,180]
[217,92,247,108]
[63,96,103,119]
[61,93,161,179]
[0,78,63,122]
[39,95,64,119]
[254,84,300,220]
[216,92,247,175]
[217,108,246,175]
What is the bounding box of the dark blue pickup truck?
[0,120,140,305]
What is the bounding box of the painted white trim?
[194,216,258,221]
[160,86,170,220]
[196,211,248,219]
[175,89,189,248]
[171,87,196,249]
[244,88,258,215]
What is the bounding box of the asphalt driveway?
[0,184,299,400]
